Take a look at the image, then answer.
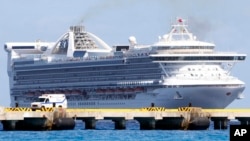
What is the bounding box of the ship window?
[238,56,246,60]
[153,56,242,61]
[39,98,46,102]
[52,33,69,54]
[73,51,86,58]
[174,91,183,99]
[12,46,35,49]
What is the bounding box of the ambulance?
[31,94,67,110]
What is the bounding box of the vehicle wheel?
[41,106,45,111]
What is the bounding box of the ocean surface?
[0,120,230,141]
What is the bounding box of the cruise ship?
[4,18,246,108]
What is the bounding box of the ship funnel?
[70,25,85,33]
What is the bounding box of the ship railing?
[153,50,239,55]
[156,50,214,54]
[172,75,239,81]
[164,84,243,88]
[14,52,151,65]
[48,53,150,63]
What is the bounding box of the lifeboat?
[115,88,124,94]
[96,89,104,94]
[127,88,134,94]
[134,87,144,93]
[76,90,82,94]
[54,89,63,93]
[110,89,115,93]
[44,90,54,94]
[81,90,87,95]
[64,89,72,94]
[101,89,106,94]
[105,89,114,94]
[34,90,42,95]
[39,90,45,94]
[25,91,35,96]
[58,89,65,93]
[72,89,82,95]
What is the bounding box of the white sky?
[0,0,250,108]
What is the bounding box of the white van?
[31,94,67,110]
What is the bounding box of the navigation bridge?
[1,106,250,130]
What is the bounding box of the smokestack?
[70,25,85,33]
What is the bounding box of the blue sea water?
[0,121,229,141]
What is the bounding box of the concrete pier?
[1,106,250,130]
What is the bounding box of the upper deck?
[4,18,246,66]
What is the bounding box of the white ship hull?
[61,85,244,109]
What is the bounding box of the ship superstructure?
[4,18,246,108]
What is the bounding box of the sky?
[0,0,250,108]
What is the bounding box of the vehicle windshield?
[38,98,46,102]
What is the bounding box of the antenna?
[79,19,84,26]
